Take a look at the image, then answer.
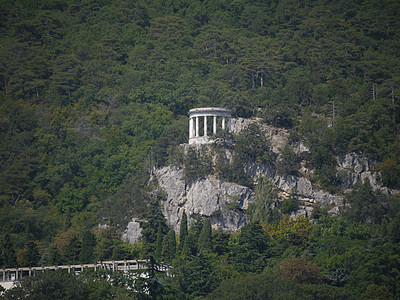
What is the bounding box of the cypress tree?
[161,235,169,262]
[155,224,163,261]
[181,234,195,257]
[388,217,400,243]
[381,219,388,237]
[198,218,212,253]
[168,228,176,261]
[179,211,188,252]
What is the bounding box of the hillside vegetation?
[1,0,400,298]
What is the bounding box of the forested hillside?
[1,0,400,298]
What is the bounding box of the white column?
[213,116,217,135]
[228,117,231,131]
[195,117,199,137]
[189,117,193,139]
[204,116,207,136]
[222,116,225,130]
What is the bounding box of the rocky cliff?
[155,166,251,233]
[123,118,386,241]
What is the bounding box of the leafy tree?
[278,257,325,284]
[265,215,313,247]
[3,270,89,300]
[79,230,96,263]
[16,241,41,267]
[0,233,16,268]
[361,284,393,300]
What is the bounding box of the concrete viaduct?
[0,260,171,291]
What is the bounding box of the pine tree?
[140,199,168,256]
[198,218,212,253]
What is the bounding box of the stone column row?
[189,116,231,139]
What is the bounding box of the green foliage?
[155,224,163,261]
[234,123,275,165]
[276,144,301,177]
[166,228,177,262]
[208,271,351,300]
[232,222,270,273]
[198,218,212,253]
[17,241,41,267]
[79,230,96,263]
[3,270,89,300]
[173,252,220,299]
[278,257,325,284]
[344,179,389,224]
[247,177,280,224]
[0,234,16,268]
[183,146,213,182]
[140,198,169,258]
[280,198,300,215]
[388,217,400,244]
[179,210,188,253]
[1,0,400,297]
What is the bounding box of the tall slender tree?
[178,211,188,253]
[198,218,212,253]
[155,224,163,261]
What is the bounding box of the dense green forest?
[1,0,400,298]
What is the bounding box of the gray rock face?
[154,166,253,233]
[123,122,386,241]
[244,162,344,211]
[337,153,381,190]
[148,152,380,236]
[121,218,142,244]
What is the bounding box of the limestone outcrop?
[123,118,386,242]
[336,153,380,190]
[154,166,252,233]
[121,218,142,244]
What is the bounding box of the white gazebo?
[188,107,232,144]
